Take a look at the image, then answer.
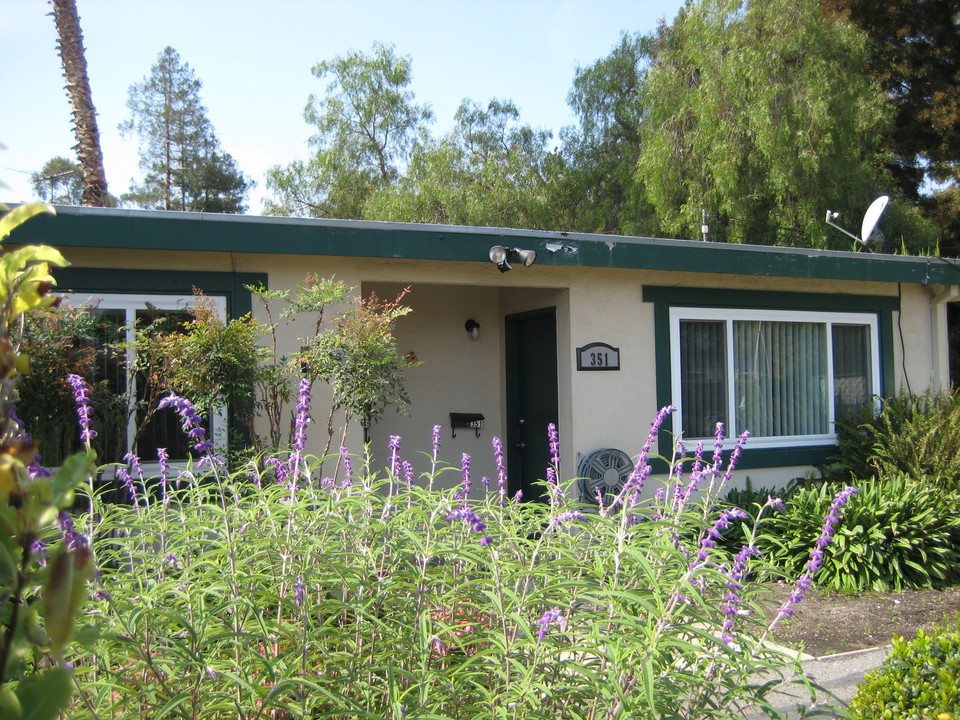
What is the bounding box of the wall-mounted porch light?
[465,319,480,339]
[489,245,537,273]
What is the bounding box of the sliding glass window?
[670,308,879,448]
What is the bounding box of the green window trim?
[53,267,267,319]
[643,285,897,470]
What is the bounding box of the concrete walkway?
[749,645,891,718]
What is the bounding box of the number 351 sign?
[576,342,621,371]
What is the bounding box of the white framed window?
[669,307,880,449]
[64,292,228,464]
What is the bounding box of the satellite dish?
[824,195,890,249]
[860,195,889,245]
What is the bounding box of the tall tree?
[265,43,433,218]
[121,47,250,213]
[31,156,82,205]
[50,0,109,206]
[556,32,658,235]
[366,98,555,228]
[825,0,960,198]
[638,0,936,250]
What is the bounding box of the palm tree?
[50,0,109,206]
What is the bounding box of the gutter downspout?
[930,285,960,393]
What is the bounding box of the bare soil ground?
[755,582,960,657]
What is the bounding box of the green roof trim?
[10,205,960,286]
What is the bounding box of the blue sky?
[1,1,684,212]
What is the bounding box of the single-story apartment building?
[11,205,960,501]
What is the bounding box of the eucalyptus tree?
[365,98,556,228]
[555,32,658,236]
[265,43,433,218]
[637,0,931,249]
[121,46,250,213]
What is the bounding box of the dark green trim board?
[54,267,268,319]
[644,285,896,469]
[10,205,960,286]
[642,285,901,312]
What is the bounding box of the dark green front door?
[505,308,559,503]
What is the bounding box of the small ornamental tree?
[299,286,415,455]
[133,289,268,453]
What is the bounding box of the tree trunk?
[50,0,109,207]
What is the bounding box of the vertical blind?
[734,320,828,437]
[679,316,872,440]
[679,320,728,438]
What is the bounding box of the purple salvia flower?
[294,576,306,609]
[447,503,491,545]
[30,538,47,566]
[721,431,751,485]
[292,379,311,453]
[513,489,523,503]
[340,447,353,487]
[547,423,560,466]
[158,394,213,454]
[481,475,490,493]
[28,460,52,481]
[157,447,172,500]
[265,456,289,486]
[691,440,705,476]
[58,511,88,550]
[720,544,760,643]
[402,460,414,486]
[432,424,442,458]
[246,458,262,490]
[288,379,312,481]
[67,374,97,446]
[693,508,748,566]
[776,486,857,621]
[456,453,471,499]
[116,466,139,507]
[534,608,567,640]
[164,553,178,571]
[621,406,676,505]
[653,486,666,516]
[388,435,402,478]
[492,436,507,505]
[551,509,587,527]
[712,422,725,467]
[124,452,146,506]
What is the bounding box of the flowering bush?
[51,399,856,719]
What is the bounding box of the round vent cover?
[577,448,633,505]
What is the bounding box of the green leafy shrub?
[849,612,960,720]
[718,477,799,551]
[832,390,960,491]
[56,406,852,719]
[757,476,960,592]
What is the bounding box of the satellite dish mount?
[825,196,889,249]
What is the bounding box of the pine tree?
[120,46,250,213]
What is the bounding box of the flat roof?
[10,204,960,286]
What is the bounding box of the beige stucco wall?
[56,246,950,496]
